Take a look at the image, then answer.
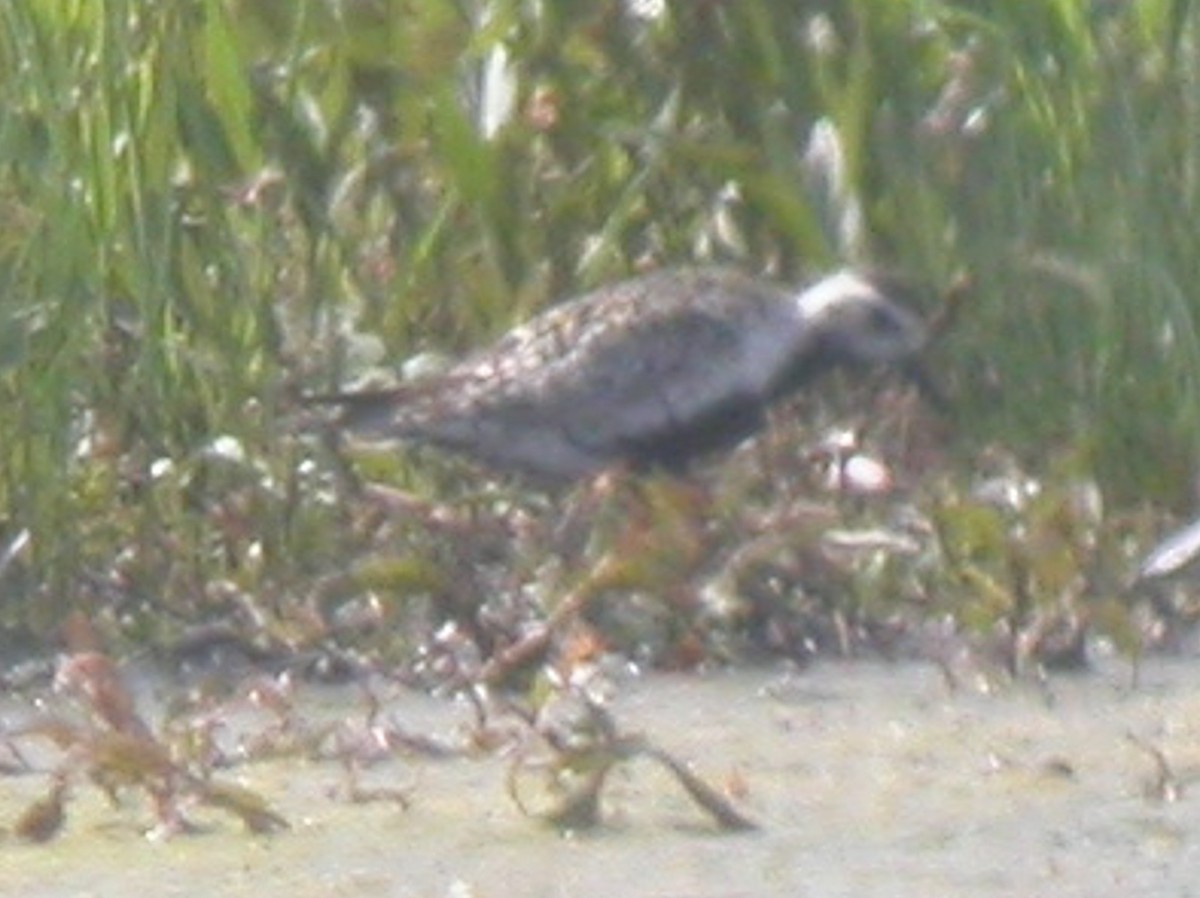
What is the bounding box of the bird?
[310,266,929,482]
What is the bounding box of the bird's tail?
[303,387,431,439]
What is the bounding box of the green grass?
[0,0,1197,654]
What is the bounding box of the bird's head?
[796,270,927,366]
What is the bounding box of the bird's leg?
[478,469,716,687]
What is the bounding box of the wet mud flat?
[3,654,1200,898]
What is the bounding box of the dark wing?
[495,306,775,464]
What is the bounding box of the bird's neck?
[769,339,840,399]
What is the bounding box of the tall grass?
[0,0,1196,642]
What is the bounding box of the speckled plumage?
[317,267,926,480]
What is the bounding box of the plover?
[312,267,928,481]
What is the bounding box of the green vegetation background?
[1,0,1197,646]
